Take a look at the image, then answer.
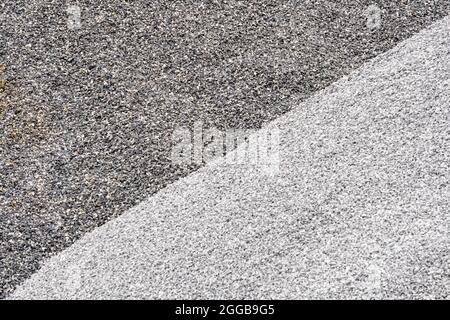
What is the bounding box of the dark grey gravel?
[0,0,449,298]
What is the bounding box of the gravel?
[1,0,449,297]
[9,15,450,299]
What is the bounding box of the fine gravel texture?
[1,1,449,297]
[10,16,450,300]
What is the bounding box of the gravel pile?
[10,15,450,299]
[1,0,449,297]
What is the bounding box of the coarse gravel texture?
[10,15,450,300]
[1,1,449,298]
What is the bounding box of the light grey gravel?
[10,15,450,300]
[1,0,449,297]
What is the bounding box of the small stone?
[0,80,6,92]
[0,64,6,92]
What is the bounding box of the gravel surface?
[1,1,449,297]
[10,16,450,299]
